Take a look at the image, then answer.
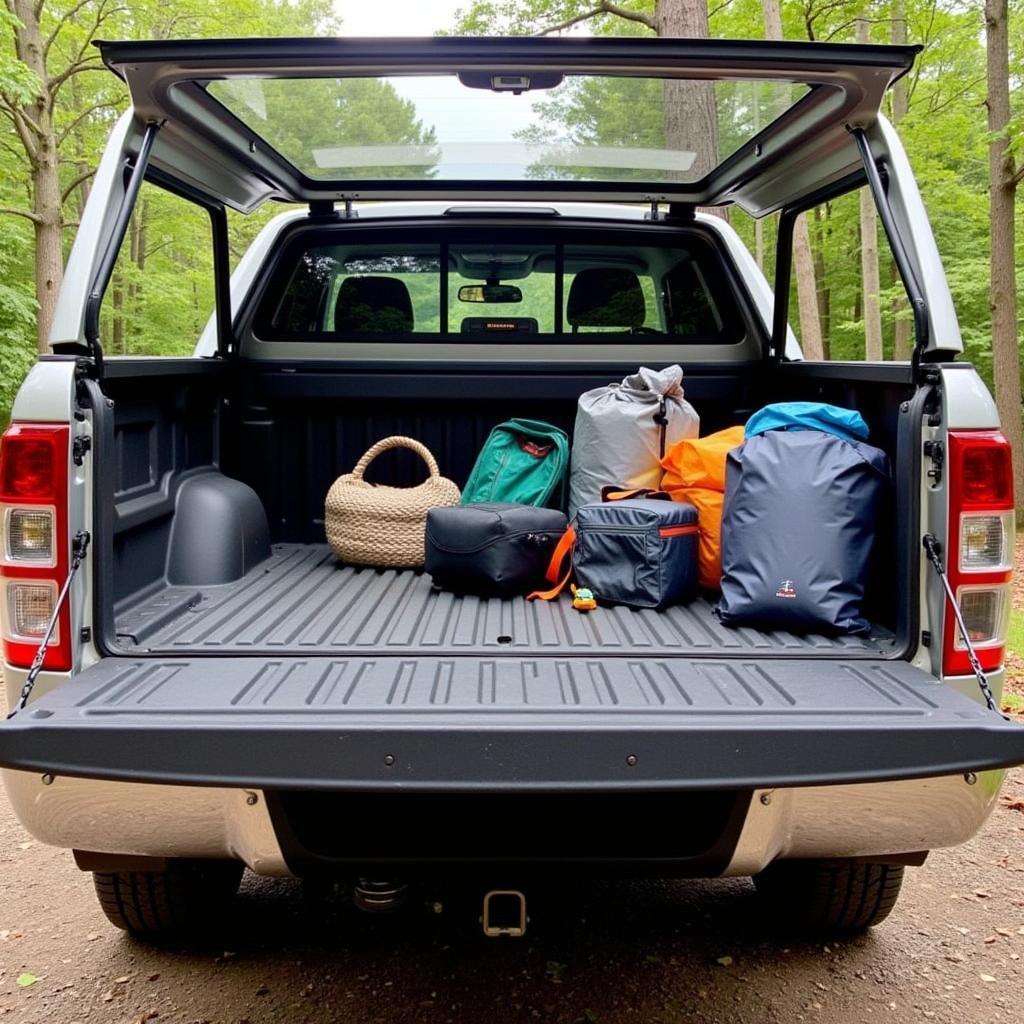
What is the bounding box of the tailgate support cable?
[922,533,1006,718]
[6,531,90,720]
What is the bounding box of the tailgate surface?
[3,656,1024,790]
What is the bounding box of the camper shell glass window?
[206,74,810,187]
[255,232,744,345]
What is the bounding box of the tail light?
[943,430,1014,676]
[0,424,71,671]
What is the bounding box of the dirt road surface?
[2,771,1024,1024]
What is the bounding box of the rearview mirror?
[458,284,523,303]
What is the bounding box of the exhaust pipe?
[353,878,408,913]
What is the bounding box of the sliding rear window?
[254,233,743,344]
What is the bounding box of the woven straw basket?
[325,436,461,568]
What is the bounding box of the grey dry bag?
[717,425,890,635]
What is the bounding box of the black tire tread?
[755,859,904,936]
[93,860,243,936]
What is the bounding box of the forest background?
[2,0,1022,501]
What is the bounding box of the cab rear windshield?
[253,230,744,344]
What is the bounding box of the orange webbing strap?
[600,486,671,503]
[527,525,576,601]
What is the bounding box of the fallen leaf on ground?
[16,973,39,988]
[715,956,734,967]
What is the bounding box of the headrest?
[334,276,414,333]
[566,268,645,329]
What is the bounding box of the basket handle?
[351,435,441,482]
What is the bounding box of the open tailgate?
[3,656,1023,791]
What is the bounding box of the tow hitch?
[482,889,528,937]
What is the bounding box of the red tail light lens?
[943,430,1015,676]
[949,431,1014,509]
[0,423,71,672]
[0,426,64,501]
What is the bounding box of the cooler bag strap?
[527,526,576,601]
[601,486,671,502]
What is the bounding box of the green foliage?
[0,0,340,421]
[0,11,39,103]
[1,0,1023,427]
[0,222,37,418]
[1007,608,1024,660]
[209,77,440,179]
[452,0,1024,389]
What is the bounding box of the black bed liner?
[114,543,898,659]
[3,654,1023,792]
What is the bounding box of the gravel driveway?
[3,770,1024,1024]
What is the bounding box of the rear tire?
[93,859,244,937]
[754,859,904,936]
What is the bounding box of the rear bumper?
[2,656,1020,875]
[2,767,1002,877]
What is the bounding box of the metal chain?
[922,533,1005,718]
[6,531,90,719]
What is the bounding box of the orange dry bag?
[660,425,744,590]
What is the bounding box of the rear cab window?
[251,227,746,350]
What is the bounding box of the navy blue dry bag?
[717,404,890,635]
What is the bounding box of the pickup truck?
[2,36,1022,941]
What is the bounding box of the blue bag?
[717,407,890,635]
[745,401,869,445]
[530,497,699,610]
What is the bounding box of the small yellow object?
[571,585,597,611]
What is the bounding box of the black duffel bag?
[425,502,568,597]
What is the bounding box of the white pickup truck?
[1,36,1021,941]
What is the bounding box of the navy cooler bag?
[717,403,890,635]
[530,497,699,610]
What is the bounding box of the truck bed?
[114,543,897,658]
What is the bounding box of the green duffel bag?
[461,419,569,508]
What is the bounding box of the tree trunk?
[67,74,93,221]
[856,18,883,361]
[656,0,724,219]
[813,204,830,354]
[761,0,823,358]
[984,0,1024,520]
[859,183,883,359]
[890,0,912,361]
[760,0,782,38]
[31,146,64,353]
[10,0,64,352]
[792,214,824,359]
[111,271,124,354]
